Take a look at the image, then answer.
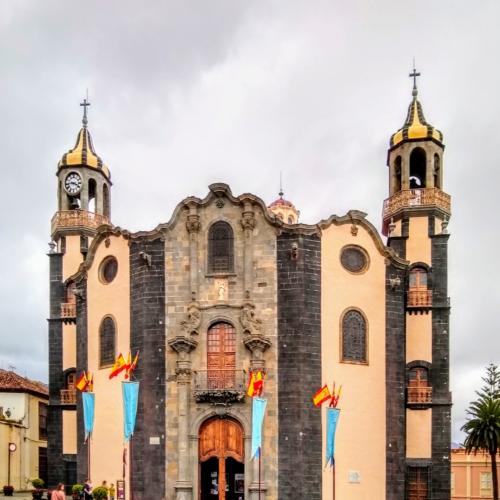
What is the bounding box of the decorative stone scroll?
[179,301,201,336]
[186,214,201,234]
[168,336,198,380]
[240,210,256,233]
[239,302,263,336]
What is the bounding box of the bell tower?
[47,99,112,489]
[384,68,452,499]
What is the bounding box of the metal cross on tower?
[80,95,91,127]
[409,61,420,97]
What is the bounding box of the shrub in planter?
[31,478,45,499]
[2,485,14,496]
[72,484,84,499]
[92,486,109,500]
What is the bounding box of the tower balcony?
[407,385,432,404]
[51,209,110,237]
[60,388,77,404]
[408,289,433,308]
[382,188,451,233]
[60,302,76,321]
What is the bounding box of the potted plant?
[2,485,14,496]
[31,478,44,499]
[71,484,84,499]
[92,486,109,500]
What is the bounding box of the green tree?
[462,364,500,500]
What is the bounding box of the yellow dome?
[390,95,443,149]
[58,126,111,179]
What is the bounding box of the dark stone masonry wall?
[76,278,89,483]
[129,238,166,499]
[385,260,407,500]
[430,233,451,499]
[277,232,322,500]
[47,252,65,488]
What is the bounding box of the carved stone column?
[168,336,198,500]
[186,202,201,299]
[245,335,271,500]
[240,202,256,297]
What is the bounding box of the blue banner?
[326,407,340,467]
[82,392,95,440]
[122,381,139,442]
[251,397,267,459]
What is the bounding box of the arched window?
[99,316,116,367]
[208,222,234,274]
[409,147,426,188]
[407,366,432,404]
[288,216,294,224]
[207,322,236,389]
[408,267,431,307]
[433,154,441,189]
[341,309,367,363]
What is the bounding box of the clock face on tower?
[64,172,83,195]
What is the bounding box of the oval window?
[99,256,118,284]
[340,246,368,274]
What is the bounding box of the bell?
[70,197,80,209]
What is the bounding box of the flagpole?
[130,437,133,500]
[258,447,261,500]
[332,464,335,500]
[88,434,91,482]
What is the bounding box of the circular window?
[340,246,369,274]
[99,256,118,284]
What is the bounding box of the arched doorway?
[199,417,244,500]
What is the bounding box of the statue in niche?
[240,303,263,336]
[215,279,228,301]
[180,302,201,336]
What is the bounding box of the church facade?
[47,78,452,500]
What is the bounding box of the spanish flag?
[109,353,127,379]
[313,384,331,407]
[247,370,265,398]
[76,372,89,392]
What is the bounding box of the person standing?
[52,483,66,500]
[109,483,116,500]
[84,479,93,499]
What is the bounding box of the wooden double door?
[199,418,244,500]
[207,322,236,389]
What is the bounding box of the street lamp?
[7,442,16,487]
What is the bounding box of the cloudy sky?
[1,0,498,442]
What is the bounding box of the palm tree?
[462,397,500,500]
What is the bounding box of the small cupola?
[268,188,300,224]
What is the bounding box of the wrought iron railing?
[193,370,246,403]
[383,188,451,221]
[408,289,433,308]
[51,210,110,235]
[60,389,77,404]
[407,386,432,404]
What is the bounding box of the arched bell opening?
[409,147,427,189]
[199,417,245,500]
[88,178,97,213]
[394,155,402,193]
[433,153,441,189]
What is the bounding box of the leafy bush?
[92,485,109,500]
[3,485,14,496]
[72,483,84,494]
[32,478,44,489]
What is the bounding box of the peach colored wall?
[321,222,386,499]
[63,323,77,370]
[62,235,85,281]
[63,410,77,454]
[406,216,431,264]
[406,409,432,458]
[85,235,130,492]
[406,313,432,362]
